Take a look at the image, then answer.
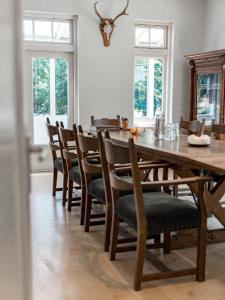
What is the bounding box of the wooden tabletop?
[90,125,121,129]
[109,130,225,174]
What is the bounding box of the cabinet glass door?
[197,73,221,124]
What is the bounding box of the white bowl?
[187,134,211,147]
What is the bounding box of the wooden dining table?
[109,130,225,233]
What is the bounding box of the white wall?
[205,0,225,51]
[24,0,207,127]
[0,0,32,299]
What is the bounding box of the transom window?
[135,24,167,49]
[23,17,73,44]
[133,22,171,126]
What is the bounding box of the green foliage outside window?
[55,58,68,115]
[33,58,50,115]
[154,59,163,114]
[134,57,148,117]
[134,57,163,117]
[33,57,68,115]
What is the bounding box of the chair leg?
[80,185,86,226]
[110,214,120,261]
[52,168,58,197]
[133,234,147,291]
[62,173,68,206]
[196,221,207,282]
[84,193,92,232]
[163,232,171,254]
[173,171,178,197]
[104,203,112,252]
[68,179,73,212]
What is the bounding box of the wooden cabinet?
[186,49,225,124]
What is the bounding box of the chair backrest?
[45,117,60,161]
[91,115,121,127]
[104,138,130,171]
[180,117,205,136]
[104,136,146,233]
[77,132,101,179]
[59,126,77,169]
[104,137,132,204]
[72,124,86,187]
[78,133,99,158]
[211,121,225,140]
[56,121,67,173]
[97,131,113,206]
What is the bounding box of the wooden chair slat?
[91,115,121,127]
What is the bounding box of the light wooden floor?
[31,173,225,300]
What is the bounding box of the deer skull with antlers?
[94,0,129,47]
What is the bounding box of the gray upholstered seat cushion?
[88,178,106,203]
[115,192,200,235]
[54,157,63,172]
[70,163,102,186]
[54,157,78,172]
[87,176,157,204]
[69,166,81,185]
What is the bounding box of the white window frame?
[23,12,76,53]
[133,20,173,127]
[23,11,79,140]
[135,24,168,49]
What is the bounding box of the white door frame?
[24,50,74,145]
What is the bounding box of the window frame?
[135,24,168,49]
[23,12,76,53]
[23,12,79,145]
[133,20,173,127]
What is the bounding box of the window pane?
[34,20,52,41]
[55,58,68,115]
[135,27,149,46]
[197,73,221,123]
[154,58,164,113]
[135,25,166,48]
[134,57,164,120]
[33,58,50,115]
[134,57,148,117]
[23,19,33,40]
[150,27,165,48]
[53,22,71,43]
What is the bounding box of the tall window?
[134,22,171,125]
[23,13,75,145]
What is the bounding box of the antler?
[94,2,104,22]
[113,0,129,23]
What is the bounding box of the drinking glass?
[164,124,174,141]
[173,122,180,139]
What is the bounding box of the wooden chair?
[104,137,209,290]
[59,125,82,213]
[77,133,106,232]
[45,117,63,197]
[180,117,206,136]
[73,124,96,225]
[90,115,121,131]
[97,130,171,252]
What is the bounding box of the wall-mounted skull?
[94,1,129,47]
